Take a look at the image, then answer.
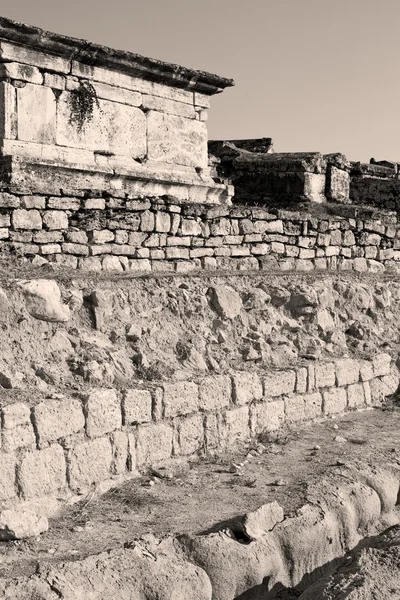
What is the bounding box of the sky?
[1,0,399,162]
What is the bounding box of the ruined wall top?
[0,16,234,95]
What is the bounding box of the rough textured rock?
[17,279,70,322]
[208,285,242,319]
[242,501,284,540]
[0,509,48,540]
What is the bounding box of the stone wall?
[1,191,400,274]
[0,354,396,512]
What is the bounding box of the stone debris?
[17,279,70,322]
[242,501,284,540]
[0,509,48,540]
[208,285,242,320]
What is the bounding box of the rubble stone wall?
[1,191,400,273]
[0,354,396,508]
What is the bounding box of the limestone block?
[163,381,199,417]
[359,360,374,381]
[102,256,124,272]
[122,389,152,424]
[263,370,296,398]
[335,358,360,386]
[353,257,368,272]
[285,395,306,422]
[347,383,366,409]
[0,40,70,73]
[296,367,308,394]
[177,414,204,455]
[167,236,192,247]
[62,243,89,256]
[315,362,336,389]
[83,389,122,438]
[19,445,67,498]
[326,166,350,203]
[147,111,207,168]
[68,437,112,492]
[48,197,80,210]
[67,231,88,244]
[57,93,146,158]
[2,402,36,452]
[243,501,284,540]
[220,406,249,447]
[136,422,173,467]
[17,279,70,322]
[72,61,194,104]
[369,377,395,406]
[12,209,42,230]
[129,259,151,272]
[250,400,285,435]
[255,220,284,234]
[304,392,323,419]
[0,454,17,500]
[181,219,202,236]
[0,228,9,239]
[91,81,141,106]
[21,196,46,209]
[17,84,56,144]
[0,62,42,84]
[111,244,137,256]
[155,212,171,233]
[0,82,17,139]
[110,431,129,475]
[0,192,19,208]
[373,353,392,377]
[322,387,347,415]
[232,372,263,406]
[303,172,326,202]
[42,210,68,230]
[0,509,48,540]
[142,94,196,119]
[199,375,231,411]
[166,247,190,260]
[33,398,85,444]
[84,198,106,210]
[44,73,66,90]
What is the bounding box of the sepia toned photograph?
[0,1,398,598]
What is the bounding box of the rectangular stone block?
[263,370,296,398]
[347,383,366,409]
[163,381,199,417]
[199,375,232,411]
[304,392,323,419]
[220,406,249,448]
[17,84,56,144]
[0,454,17,500]
[62,243,89,256]
[142,94,196,119]
[232,372,263,406]
[165,247,190,260]
[250,400,285,436]
[285,395,306,422]
[44,72,66,90]
[42,210,68,230]
[19,445,67,499]
[33,398,85,445]
[57,93,146,158]
[177,414,204,455]
[12,209,42,230]
[0,62,43,84]
[0,82,16,139]
[47,197,80,210]
[0,40,70,73]
[335,358,360,386]
[136,422,173,468]
[373,353,391,377]
[147,111,207,168]
[83,389,122,438]
[91,81,142,106]
[296,367,308,393]
[110,431,129,475]
[2,402,36,453]
[68,437,112,493]
[322,387,347,415]
[0,192,19,208]
[122,389,152,424]
[315,362,336,389]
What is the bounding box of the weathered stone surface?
[0,40,70,73]
[263,370,296,398]
[178,414,204,455]
[110,431,129,475]
[147,111,207,168]
[68,437,112,492]
[42,210,68,230]
[322,387,347,415]
[347,382,366,408]
[285,394,306,422]
[136,422,173,467]
[19,445,66,498]
[83,389,122,438]
[33,398,85,444]
[0,61,43,83]
[0,82,16,140]
[163,381,199,417]
[142,94,196,119]
[208,285,242,319]
[57,93,146,158]
[2,402,36,452]
[12,209,42,230]
[335,358,360,386]
[373,353,392,377]
[220,406,249,447]
[17,279,70,322]
[17,84,56,144]
[122,389,152,424]
[315,362,336,389]
[0,454,17,500]
[0,510,48,540]
[199,375,231,411]
[232,372,263,405]
[242,501,284,540]
[304,392,323,419]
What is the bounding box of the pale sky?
[1,0,399,162]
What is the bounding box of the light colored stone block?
[17,84,56,144]
[12,209,42,230]
[163,381,199,417]
[0,62,43,84]
[110,431,129,475]
[142,94,196,119]
[0,454,17,500]
[122,389,152,424]
[250,400,285,435]
[57,93,146,158]
[136,422,173,467]
[83,389,122,438]
[178,414,204,455]
[304,392,323,419]
[33,398,85,444]
[296,367,308,393]
[91,81,142,106]
[322,387,347,415]
[68,437,112,493]
[44,73,66,90]
[42,210,68,230]
[2,403,36,453]
[285,395,306,422]
[0,40,70,73]
[373,353,392,377]
[220,406,249,447]
[147,111,207,168]
[315,362,336,389]
[335,358,360,386]
[263,370,296,398]
[199,375,231,411]
[232,372,263,405]
[0,82,16,139]
[19,445,67,499]
[347,383,365,409]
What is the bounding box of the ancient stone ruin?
[0,15,399,600]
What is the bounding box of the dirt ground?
[0,407,399,581]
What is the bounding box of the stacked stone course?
[0,354,395,507]
[1,192,400,273]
